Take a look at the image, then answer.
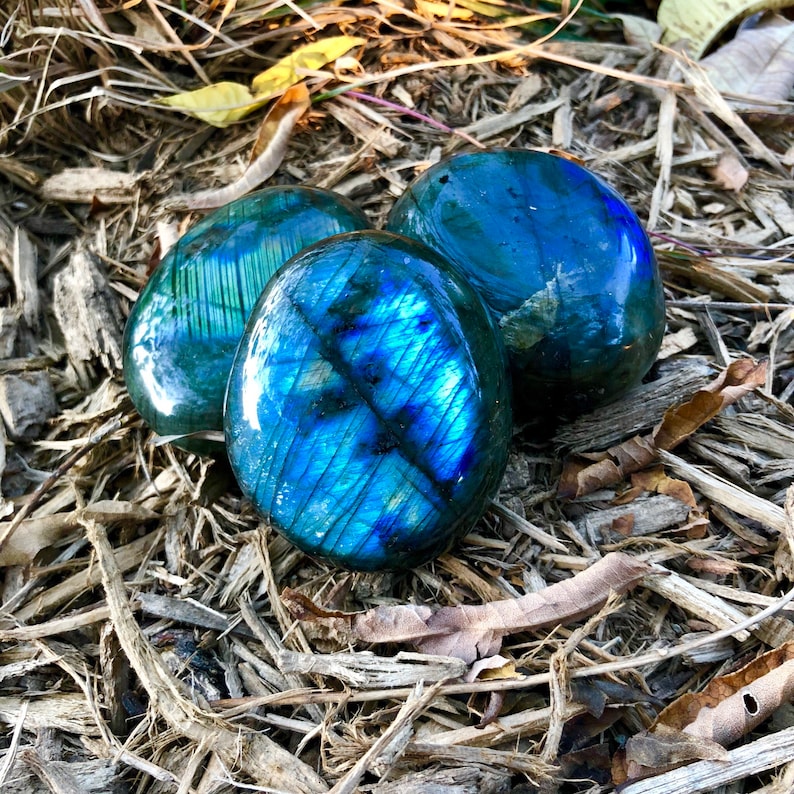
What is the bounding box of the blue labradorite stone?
[123,186,369,451]
[224,231,512,571]
[387,149,665,414]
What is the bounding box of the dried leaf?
[614,13,662,48]
[284,552,652,664]
[702,14,794,102]
[165,84,310,210]
[415,0,474,20]
[632,467,697,508]
[160,81,265,127]
[658,0,794,58]
[625,723,728,771]
[466,655,520,682]
[622,643,794,783]
[709,151,749,191]
[251,36,365,96]
[558,359,767,499]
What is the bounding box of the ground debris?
[52,244,125,374]
[2,3,794,792]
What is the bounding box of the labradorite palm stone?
[123,187,369,450]
[387,149,665,413]
[224,231,511,571]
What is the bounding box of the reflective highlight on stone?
[224,231,512,570]
[123,187,369,451]
[387,149,665,413]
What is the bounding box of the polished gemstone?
[123,186,369,451]
[224,231,512,571]
[387,149,665,414]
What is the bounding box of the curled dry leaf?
[558,358,767,499]
[631,467,697,509]
[283,552,652,664]
[658,0,794,58]
[619,642,794,784]
[164,83,311,211]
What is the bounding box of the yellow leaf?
[251,35,365,97]
[456,0,511,18]
[414,0,474,19]
[160,81,268,127]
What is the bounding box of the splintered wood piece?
[363,764,510,794]
[571,494,691,544]
[52,244,124,372]
[276,649,467,688]
[41,167,143,204]
[0,371,57,441]
[659,450,787,534]
[0,693,101,735]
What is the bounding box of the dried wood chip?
[52,245,124,372]
[21,750,122,794]
[0,371,57,441]
[276,649,467,688]
[0,693,101,736]
[570,493,691,544]
[41,168,144,205]
[362,764,510,794]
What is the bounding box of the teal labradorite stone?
[387,149,665,414]
[224,231,512,571]
[123,187,369,451]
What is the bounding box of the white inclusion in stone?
[133,347,176,416]
[239,308,275,432]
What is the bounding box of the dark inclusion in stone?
[123,186,369,451]
[224,231,512,571]
[387,149,666,414]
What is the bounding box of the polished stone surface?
[123,187,369,451]
[387,149,665,414]
[224,231,512,570]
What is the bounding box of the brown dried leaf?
[624,723,728,780]
[660,642,794,738]
[623,642,794,783]
[654,358,767,450]
[558,359,766,499]
[166,83,311,210]
[284,552,652,663]
[632,467,697,508]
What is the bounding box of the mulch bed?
[1,2,793,792]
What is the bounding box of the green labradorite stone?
[224,231,512,571]
[387,149,666,415]
[123,186,369,452]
